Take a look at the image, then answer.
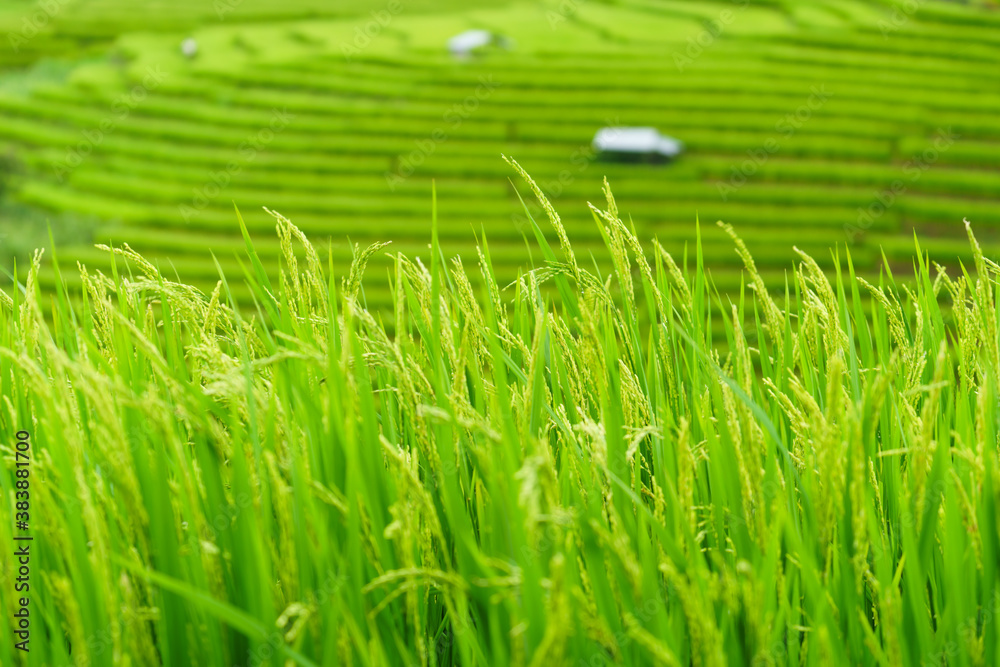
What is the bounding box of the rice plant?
[1,164,998,666]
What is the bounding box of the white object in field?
[448,30,494,57]
[593,127,684,158]
[181,38,198,59]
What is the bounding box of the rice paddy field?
[0,0,998,305]
[3,0,1000,665]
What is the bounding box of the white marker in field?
[448,30,495,59]
[592,127,684,162]
[181,38,198,59]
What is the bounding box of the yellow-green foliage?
[0,171,998,666]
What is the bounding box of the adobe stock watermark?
[384,76,501,191]
[214,0,244,20]
[236,571,348,667]
[865,477,952,566]
[845,127,957,243]
[748,478,951,667]
[878,0,924,39]
[751,595,1000,667]
[61,570,348,667]
[924,596,1000,666]
[433,602,483,660]
[6,0,72,53]
[199,493,253,542]
[717,84,833,202]
[673,0,750,72]
[51,66,169,183]
[577,581,672,667]
[63,603,147,665]
[517,518,572,566]
[179,108,294,221]
[57,423,152,518]
[341,0,404,61]
[546,0,586,29]
[510,117,620,234]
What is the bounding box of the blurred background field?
[0,0,998,308]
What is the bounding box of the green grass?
[1,0,999,304]
[2,170,1000,665]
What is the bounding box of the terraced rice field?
[1,0,999,308]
